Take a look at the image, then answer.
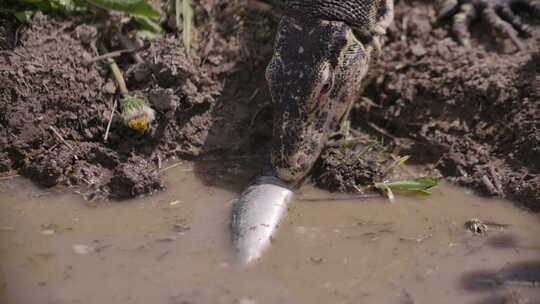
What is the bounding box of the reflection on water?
[1,161,539,304]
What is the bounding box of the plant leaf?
[411,189,432,196]
[383,177,442,191]
[175,0,181,30]
[51,0,78,12]
[84,0,159,16]
[17,0,44,4]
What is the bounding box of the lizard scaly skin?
[266,0,393,183]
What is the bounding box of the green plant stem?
[107,57,129,96]
[99,43,129,96]
[182,0,193,53]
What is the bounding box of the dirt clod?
[107,156,163,199]
[312,144,385,192]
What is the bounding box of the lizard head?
[266,15,376,183]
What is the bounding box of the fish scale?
[231,176,294,263]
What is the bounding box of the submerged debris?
[465,218,489,235]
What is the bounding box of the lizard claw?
[437,0,540,50]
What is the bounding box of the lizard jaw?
[270,110,333,183]
[271,149,317,183]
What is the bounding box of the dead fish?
[231,176,294,264]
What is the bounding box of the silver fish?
[231,176,294,264]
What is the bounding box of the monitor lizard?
[265,0,540,184]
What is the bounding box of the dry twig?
[103,98,117,143]
[86,48,136,64]
[0,174,20,180]
[49,126,74,150]
[160,161,184,173]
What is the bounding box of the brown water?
[1,162,539,304]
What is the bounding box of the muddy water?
[1,162,539,304]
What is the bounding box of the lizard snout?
[292,154,306,167]
[271,136,322,183]
[272,160,310,183]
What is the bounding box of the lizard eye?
[320,79,333,95]
[304,63,333,114]
[352,28,373,45]
[319,63,333,95]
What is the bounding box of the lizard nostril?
[294,155,305,167]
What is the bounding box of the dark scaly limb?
[437,0,540,50]
[439,0,460,18]
[514,0,540,16]
[497,5,531,37]
[482,5,524,49]
[453,3,478,47]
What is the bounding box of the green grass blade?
[382,155,411,179]
[353,143,375,159]
[182,0,193,53]
[175,0,181,31]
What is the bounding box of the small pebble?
[40,229,56,235]
[295,226,307,234]
[170,200,181,206]
[72,244,95,255]
[310,257,324,264]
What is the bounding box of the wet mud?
[0,0,539,208]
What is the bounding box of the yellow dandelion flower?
[119,95,155,132]
[127,118,149,131]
